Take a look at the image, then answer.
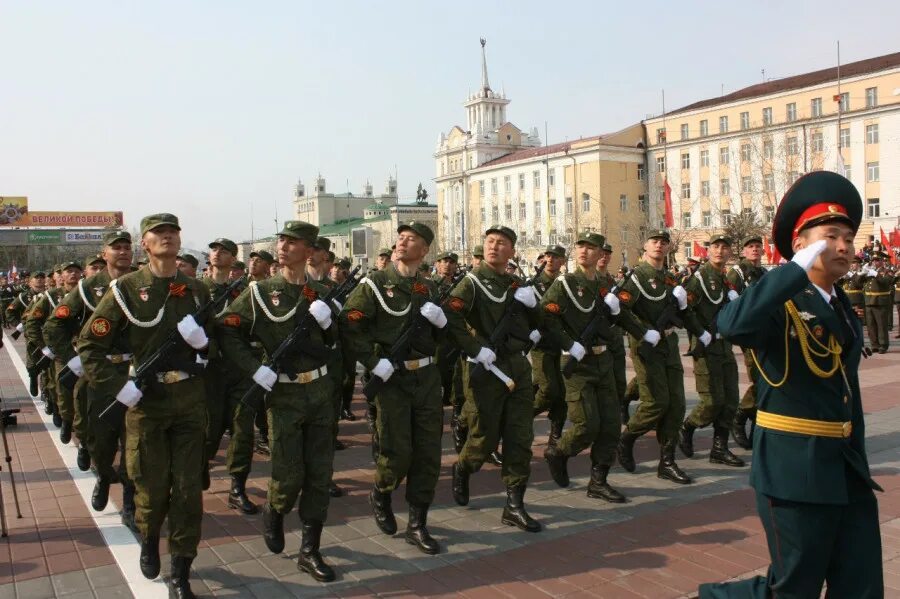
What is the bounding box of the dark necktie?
[829,296,854,346]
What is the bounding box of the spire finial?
[480,38,490,94]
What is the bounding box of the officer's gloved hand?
[67,355,84,377]
[603,292,621,315]
[727,289,739,302]
[308,299,332,329]
[372,358,394,382]
[568,341,586,362]
[513,286,537,308]
[420,302,447,328]
[252,365,277,391]
[865,268,878,277]
[474,347,496,367]
[791,239,828,272]
[177,315,209,350]
[643,329,661,346]
[41,346,55,360]
[116,380,143,408]
[672,285,688,310]
[699,331,713,346]
[529,329,541,344]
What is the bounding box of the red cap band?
[792,203,850,240]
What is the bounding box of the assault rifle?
[240,266,361,413]
[98,277,245,427]
[362,269,466,402]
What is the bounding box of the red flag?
[881,227,891,250]
[663,178,674,228]
[772,244,783,265]
[763,236,773,264]
[692,240,708,259]
[892,228,900,247]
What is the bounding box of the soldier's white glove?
[865,268,878,277]
[176,315,208,350]
[603,292,621,315]
[308,299,332,329]
[15,323,23,333]
[791,239,827,272]
[331,299,343,312]
[699,331,713,346]
[67,356,84,377]
[643,329,661,346]
[420,302,447,328]
[513,286,537,308]
[529,329,541,344]
[727,289,739,302]
[116,380,142,408]
[474,347,496,367]
[252,365,277,391]
[672,285,688,310]
[41,346,55,360]
[568,341,586,362]
[372,358,394,382]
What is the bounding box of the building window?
[491,178,498,195]
[836,92,849,112]
[518,173,525,190]
[549,230,557,245]
[764,173,775,192]
[548,170,555,187]
[619,194,628,211]
[867,197,880,218]
[582,193,591,213]
[740,112,750,130]
[681,123,689,140]
[533,171,541,188]
[681,183,691,199]
[811,131,824,152]
[811,97,822,118]
[480,207,485,222]
[535,230,542,246]
[721,209,732,225]
[478,180,485,196]
[762,107,773,125]
[681,153,690,169]
[786,136,798,156]
[637,163,645,180]
[840,128,850,148]
[720,178,730,195]
[682,213,692,228]
[867,162,880,182]
[866,124,879,144]
[565,196,572,215]
[505,204,512,220]
[534,200,541,218]
[741,143,751,162]
[684,242,692,257]
[701,180,710,197]
[700,149,709,167]
[702,211,711,227]
[468,156,473,169]
[639,194,648,212]
[504,175,511,193]
[741,176,752,193]
[549,199,556,217]
[491,207,499,221]
[719,115,728,133]
[621,229,629,243]
[786,102,797,122]
[699,120,708,137]
[656,128,666,144]
[719,146,729,165]
[844,165,852,180]
[742,207,753,219]
[765,206,775,223]
[519,202,526,219]
[656,156,666,173]
[865,87,878,108]
[763,139,774,159]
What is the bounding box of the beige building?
[642,51,900,263]
[434,41,649,268]
[293,175,398,226]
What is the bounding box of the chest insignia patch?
[386,288,394,298]
[577,286,584,297]
[90,317,111,337]
[270,290,281,306]
[797,311,816,321]
[55,305,71,319]
[138,287,150,302]
[650,280,658,289]
[94,287,105,297]
[813,324,824,339]
[710,281,717,291]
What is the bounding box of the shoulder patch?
[617,291,632,303]
[55,305,71,319]
[223,314,241,327]
[544,302,560,314]
[347,309,365,322]
[599,287,609,297]
[412,282,429,296]
[90,317,111,337]
[302,286,318,302]
[448,297,466,312]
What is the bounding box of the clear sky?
[2,0,897,251]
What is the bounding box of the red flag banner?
[692,240,708,259]
[891,228,900,248]
[880,227,891,250]
[663,178,674,228]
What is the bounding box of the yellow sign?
[19,211,124,227]
[0,197,29,225]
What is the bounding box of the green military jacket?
[217,274,334,378]
[617,260,702,340]
[341,264,441,371]
[77,268,212,392]
[726,258,765,295]
[531,270,561,352]
[862,270,894,307]
[6,288,38,326]
[684,262,734,355]
[894,273,900,303]
[442,263,540,360]
[44,270,118,363]
[840,270,866,307]
[25,287,67,348]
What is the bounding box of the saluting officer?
[701,171,883,598]
[341,222,447,555]
[531,245,566,446]
[218,221,338,581]
[78,214,211,598]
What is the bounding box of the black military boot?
[547,420,563,448]
[228,474,259,514]
[710,426,745,467]
[451,462,469,506]
[501,485,541,533]
[262,503,285,554]
[617,430,641,473]
[587,464,626,503]
[678,420,697,458]
[201,463,210,491]
[297,520,335,582]
[369,488,397,535]
[487,450,503,466]
[340,398,356,421]
[657,442,692,484]
[51,404,62,428]
[329,480,344,498]
[405,504,440,555]
[543,445,570,488]
[451,412,467,454]
[168,555,195,599]
[731,408,752,450]
[121,482,138,533]
[140,535,160,579]
[59,420,73,444]
[76,446,91,471]
[92,477,110,511]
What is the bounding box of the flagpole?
[836,41,842,155]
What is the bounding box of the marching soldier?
[78,214,212,598]
[700,171,883,598]
[432,251,460,407]
[616,229,703,484]
[248,250,274,281]
[0,275,16,327]
[84,254,106,277]
[678,234,744,467]
[7,271,45,330]
[218,220,338,582]
[531,245,566,446]
[374,247,392,271]
[726,236,767,449]
[861,251,893,353]
[470,245,484,269]
[176,254,199,278]
[341,222,446,554]
[598,242,628,428]
[446,225,543,532]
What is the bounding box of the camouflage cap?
[601,242,613,253]
[435,251,459,262]
[53,264,62,273]
[485,225,517,244]
[472,245,484,258]
[644,228,671,243]
[103,230,131,246]
[208,238,238,255]
[59,260,83,272]
[177,254,199,268]
[742,235,763,247]
[314,237,332,252]
[575,231,606,248]
[377,247,392,257]
[397,221,435,245]
[709,233,733,246]
[32,271,46,277]
[87,253,106,267]
[336,258,352,269]
[278,220,319,244]
[543,245,566,258]
[231,261,246,270]
[249,249,275,263]
[140,213,180,237]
